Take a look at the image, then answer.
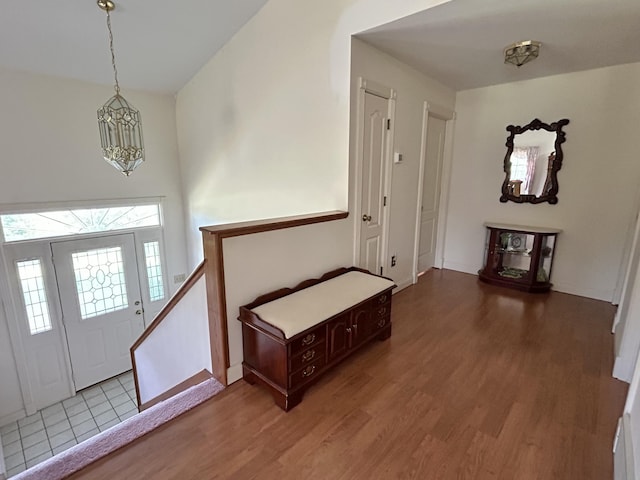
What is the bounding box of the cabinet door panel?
[328,314,349,362]
[351,306,370,344]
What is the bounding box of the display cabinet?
[478,222,561,293]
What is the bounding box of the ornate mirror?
[500,118,569,204]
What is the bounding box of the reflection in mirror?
[500,118,569,204]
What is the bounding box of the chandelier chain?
[105,9,120,95]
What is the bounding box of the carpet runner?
[11,378,224,480]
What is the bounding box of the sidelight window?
[143,241,165,302]
[16,258,53,335]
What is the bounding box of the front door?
[359,91,389,275]
[417,116,446,273]
[52,234,145,390]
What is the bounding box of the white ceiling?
[0,0,268,94]
[357,0,640,91]
[3,0,640,95]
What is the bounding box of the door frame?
[51,232,146,391]
[412,101,456,283]
[0,200,168,415]
[0,242,63,417]
[353,77,396,275]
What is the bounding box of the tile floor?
[0,371,138,478]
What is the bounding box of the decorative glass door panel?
[52,234,144,390]
[72,246,129,319]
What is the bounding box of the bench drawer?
[289,356,326,388]
[290,325,325,355]
[290,345,323,372]
[374,303,390,320]
[375,291,391,306]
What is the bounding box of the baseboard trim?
[394,276,414,293]
[0,409,27,429]
[551,282,613,302]
[613,356,633,384]
[139,369,212,412]
[227,363,243,384]
[442,260,478,275]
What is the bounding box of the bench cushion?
[251,271,395,339]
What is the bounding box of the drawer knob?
[378,295,387,304]
[377,318,386,328]
[378,306,387,316]
[302,349,316,362]
[302,365,316,377]
[302,333,316,346]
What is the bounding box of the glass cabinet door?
[495,231,534,281]
[535,235,555,284]
[479,224,559,293]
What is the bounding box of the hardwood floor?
[69,269,628,480]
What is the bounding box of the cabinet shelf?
[495,248,531,257]
[479,223,560,293]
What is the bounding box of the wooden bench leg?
[274,390,304,412]
[243,367,257,385]
[377,325,392,341]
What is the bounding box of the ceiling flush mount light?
[96,0,144,176]
[504,40,542,68]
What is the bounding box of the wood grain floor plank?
[68,269,628,480]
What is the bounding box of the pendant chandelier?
[96,0,144,176]
[504,40,542,68]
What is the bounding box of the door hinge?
[386,119,391,130]
[383,196,387,206]
[380,267,383,275]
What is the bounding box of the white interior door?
[359,91,389,275]
[418,116,446,273]
[52,234,145,390]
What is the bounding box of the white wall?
[0,68,187,422]
[134,276,211,404]
[223,219,352,381]
[0,68,188,291]
[350,38,455,288]
[445,63,640,301]
[176,0,451,267]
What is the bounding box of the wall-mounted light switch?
[393,152,403,164]
[173,273,186,283]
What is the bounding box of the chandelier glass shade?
[96,0,144,176]
[504,40,541,68]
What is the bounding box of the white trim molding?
[352,77,396,276]
[412,101,455,284]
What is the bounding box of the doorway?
[413,103,454,279]
[51,234,146,390]
[1,202,168,413]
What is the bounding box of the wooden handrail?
[199,210,348,238]
[130,260,206,409]
[130,259,206,352]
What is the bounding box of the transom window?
[1,204,161,243]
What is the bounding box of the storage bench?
[239,266,396,411]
